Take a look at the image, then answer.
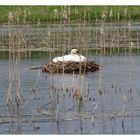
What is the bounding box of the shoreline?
[0,47,139,54]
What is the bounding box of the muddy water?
[0,54,140,134]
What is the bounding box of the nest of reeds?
[42,61,100,74]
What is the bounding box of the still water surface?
[1,54,140,134]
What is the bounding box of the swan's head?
[70,49,79,55]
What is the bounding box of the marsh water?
[1,22,140,134]
[1,54,140,134]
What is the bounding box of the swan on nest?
[53,49,87,63]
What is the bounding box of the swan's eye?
[76,50,79,53]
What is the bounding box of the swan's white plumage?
[53,49,87,63]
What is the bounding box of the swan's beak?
[75,50,79,54]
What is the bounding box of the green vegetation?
[0,6,140,23]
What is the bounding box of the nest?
[42,61,100,74]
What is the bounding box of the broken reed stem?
[7,12,14,106]
[99,12,106,132]
[7,12,15,133]
[128,20,133,97]
[99,23,104,96]
[15,32,21,105]
[95,18,98,55]
[117,25,120,54]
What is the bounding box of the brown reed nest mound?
[42,61,100,74]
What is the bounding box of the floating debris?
[42,61,100,74]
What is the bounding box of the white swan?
[53,49,87,63]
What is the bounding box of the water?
[1,54,140,134]
[0,21,140,134]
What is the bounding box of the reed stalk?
[109,8,112,55]
[6,9,23,133]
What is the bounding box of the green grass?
[0,6,140,23]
